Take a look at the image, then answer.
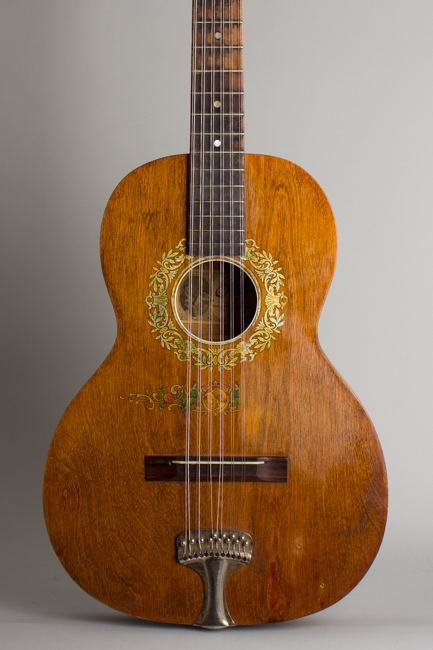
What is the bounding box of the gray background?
[1,0,432,647]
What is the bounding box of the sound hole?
[174,261,258,343]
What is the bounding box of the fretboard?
[189,0,244,257]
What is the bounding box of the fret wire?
[197,152,244,154]
[191,132,244,135]
[191,221,245,224]
[192,230,245,232]
[191,230,245,232]
[191,220,245,222]
[192,220,245,222]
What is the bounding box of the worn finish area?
[43,154,388,625]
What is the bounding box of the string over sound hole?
[174,260,257,343]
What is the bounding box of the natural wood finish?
[43,153,387,625]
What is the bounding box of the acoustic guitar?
[43,0,387,628]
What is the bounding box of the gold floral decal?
[145,238,287,371]
[120,380,240,417]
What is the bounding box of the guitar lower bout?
[43,153,387,627]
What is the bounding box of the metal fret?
[191,230,245,232]
[190,231,244,244]
[191,133,244,135]
[191,157,244,162]
[193,71,243,75]
[190,219,243,233]
[192,188,243,200]
[193,96,244,112]
[191,201,244,216]
[196,151,244,154]
[192,75,243,93]
[189,246,245,251]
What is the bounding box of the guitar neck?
[189,0,245,257]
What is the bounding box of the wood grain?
[43,153,387,625]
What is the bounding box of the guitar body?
[43,153,387,626]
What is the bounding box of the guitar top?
[43,0,387,628]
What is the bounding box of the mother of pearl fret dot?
[215,32,221,39]
[214,140,221,147]
[214,100,221,108]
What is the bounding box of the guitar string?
[229,0,236,535]
[214,0,220,541]
[202,0,244,541]
[239,0,247,533]
[217,0,225,541]
[209,0,216,541]
[235,0,242,535]
[190,0,244,541]
[188,0,248,545]
[207,0,212,543]
[235,0,244,536]
[195,0,207,547]
[199,0,212,543]
[186,0,200,550]
[208,0,215,540]
[186,0,245,530]
[219,0,226,539]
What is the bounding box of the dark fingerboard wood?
[189,0,244,257]
[145,456,288,483]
